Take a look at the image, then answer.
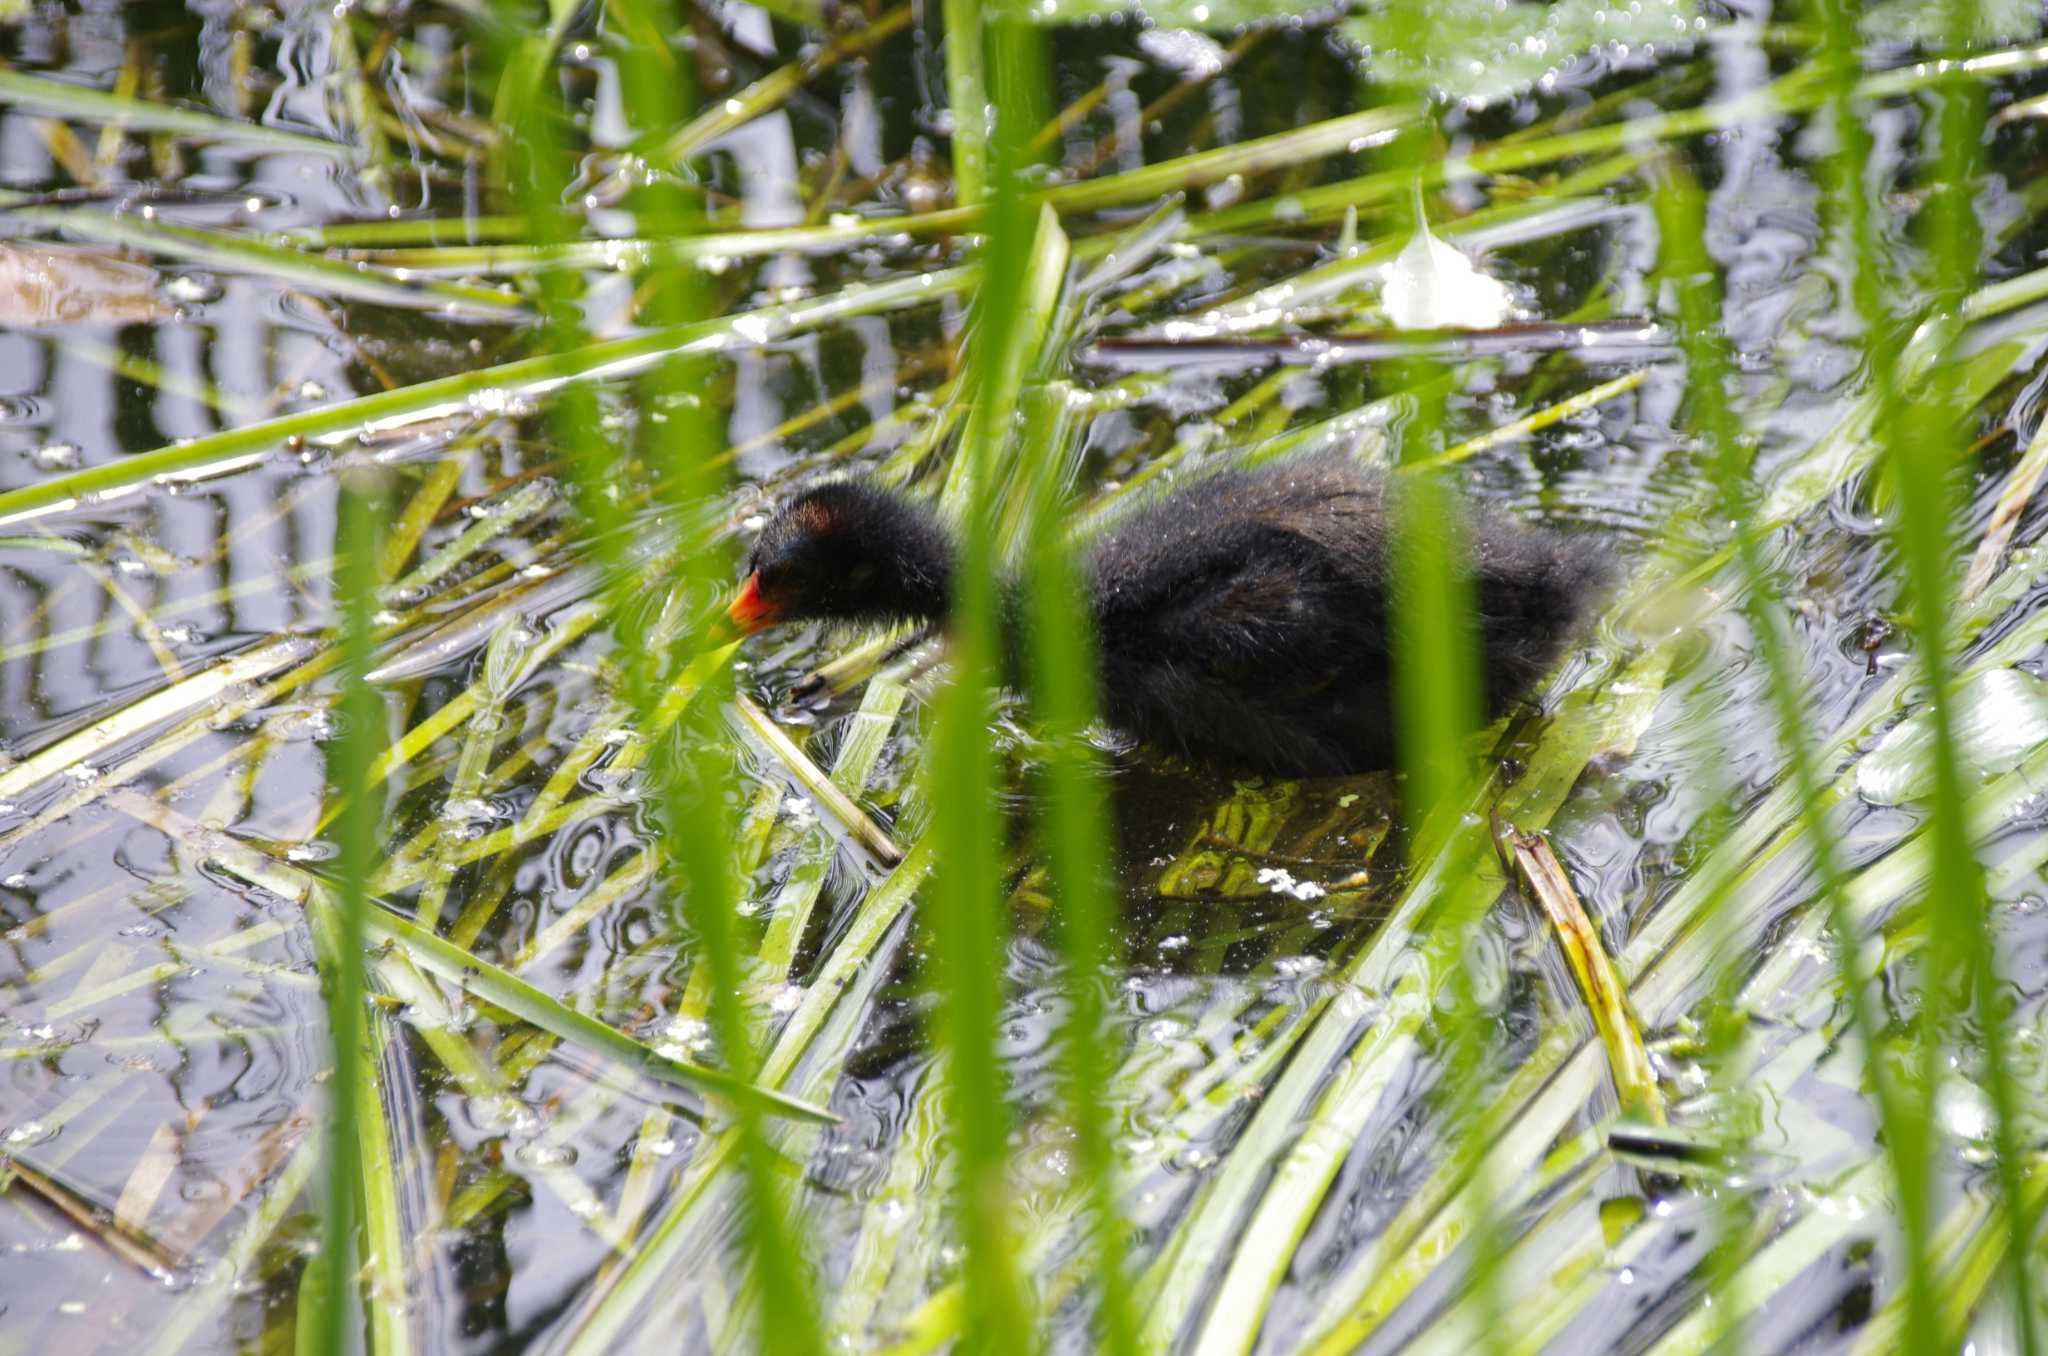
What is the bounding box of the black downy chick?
[729,456,1609,777]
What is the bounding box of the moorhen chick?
[728,455,1607,777]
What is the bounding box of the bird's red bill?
[727,573,780,635]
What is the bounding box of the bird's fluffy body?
[738,456,1608,777]
[1079,458,1603,774]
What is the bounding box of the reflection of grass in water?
[1,0,2047,1352]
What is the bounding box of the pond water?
[2,2,2048,1354]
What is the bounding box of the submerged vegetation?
[1,0,2047,1352]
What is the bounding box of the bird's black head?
[729,480,954,634]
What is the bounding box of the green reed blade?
[0,68,348,155]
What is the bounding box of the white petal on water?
[1381,209,1514,331]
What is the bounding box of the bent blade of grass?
[734,694,902,865]
[1504,825,1663,1125]
[366,946,638,1254]
[753,675,909,979]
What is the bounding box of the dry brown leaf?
[0,242,171,327]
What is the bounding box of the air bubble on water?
[441,797,495,827]
[30,442,81,470]
[165,275,216,303]
[515,1140,578,1169]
